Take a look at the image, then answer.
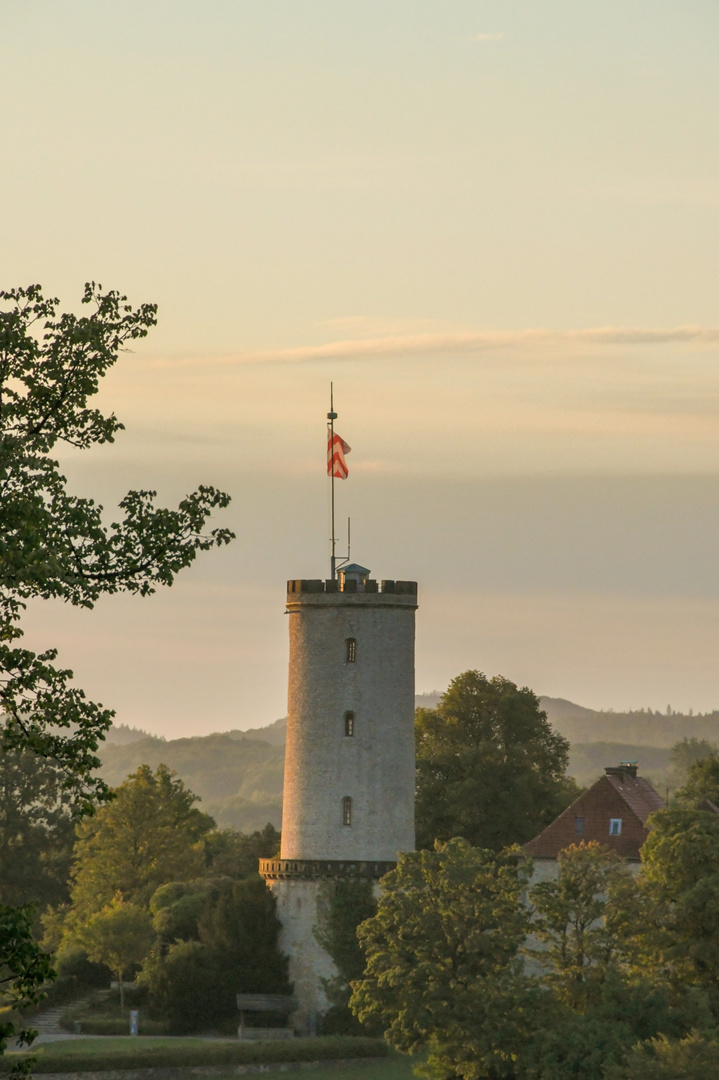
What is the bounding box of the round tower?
[260,567,418,1032]
[282,565,417,861]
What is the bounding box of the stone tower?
[260,563,418,1032]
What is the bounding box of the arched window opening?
[346,638,356,663]
[342,797,352,826]
[344,711,355,737]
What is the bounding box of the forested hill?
[540,697,719,748]
[98,731,285,833]
[98,694,719,830]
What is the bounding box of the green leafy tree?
[141,877,290,1032]
[350,837,534,1080]
[0,282,234,1053]
[638,806,719,1005]
[66,765,215,924]
[204,823,281,879]
[416,671,579,851]
[669,739,717,788]
[0,746,75,909]
[0,904,54,1060]
[315,878,377,1033]
[604,1032,719,1080]
[529,842,642,1012]
[75,897,154,1011]
[673,755,719,808]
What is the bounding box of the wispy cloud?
[474,32,505,42]
[155,326,719,369]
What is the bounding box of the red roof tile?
[524,768,665,861]
[604,773,664,824]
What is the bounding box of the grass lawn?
[3,1036,417,1076]
[30,1038,233,1055]
[267,1061,416,1080]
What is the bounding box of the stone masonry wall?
[281,589,417,863]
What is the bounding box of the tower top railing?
[287,578,417,596]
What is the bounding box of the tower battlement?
[287,578,417,597]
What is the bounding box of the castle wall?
[267,879,336,1034]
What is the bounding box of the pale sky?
[4,2,719,735]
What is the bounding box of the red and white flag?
[328,432,351,478]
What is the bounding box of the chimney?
[605,761,638,781]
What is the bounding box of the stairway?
[28,990,109,1040]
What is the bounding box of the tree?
[350,838,535,1080]
[415,671,579,851]
[315,878,377,1033]
[0,282,234,1052]
[673,755,719,808]
[637,806,719,1005]
[604,1032,719,1080]
[75,897,154,1011]
[204,823,281,880]
[0,904,54,1060]
[529,842,642,1012]
[141,876,290,1032]
[0,746,75,909]
[65,765,215,924]
[0,283,234,807]
[669,739,717,788]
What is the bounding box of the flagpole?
[327,382,337,579]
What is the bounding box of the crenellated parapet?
[287,578,417,596]
[259,857,396,881]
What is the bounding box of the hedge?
[59,1017,171,1037]
[1,1036,388,1073]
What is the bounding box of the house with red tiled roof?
[524,762,665,880]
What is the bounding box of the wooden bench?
[236,993,297,1040]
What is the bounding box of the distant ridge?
[540,697,719,748]
[104,723,160,746]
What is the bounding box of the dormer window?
[346,638,356,663]
[344,711,355,737]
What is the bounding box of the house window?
[574,817,585,834]
[346,638,356,663]
[344,711,355,737]
[342,797,352,826]
[609,818,622,836]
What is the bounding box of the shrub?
[604,1032,719,1079]
[59,1017,170,1036]
[140,876,290,1033]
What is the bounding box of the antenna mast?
[327,383,337,579]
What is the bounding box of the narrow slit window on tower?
[342,797,352,826]
[346,638,357,663]
[344,711,355,737]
